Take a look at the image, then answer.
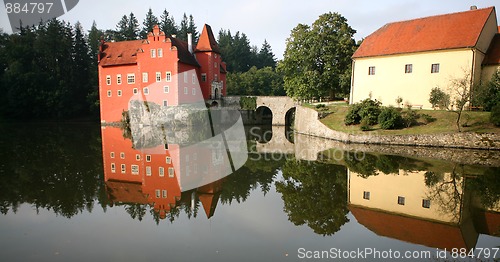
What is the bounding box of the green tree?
[257,39,276,69]
[227,66,285,96]
[472,70,500,111]
[187,14,199,44]
[115,12,139,41]
[140,8,159,39]
[279,12,357,100]
[178,13,189,41]
[276,159,349,236]
[159,9,177,36]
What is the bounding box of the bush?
[421,113,436,123]
[344,98,381,125]
[403,109,420,128]
[360,117,371,131]
[315,104,326,109]
[378,106,404,129]
[491,104,500,126]
[429,87,450,109]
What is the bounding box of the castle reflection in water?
[101,125,500,251]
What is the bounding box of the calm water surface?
[0,123,499,261]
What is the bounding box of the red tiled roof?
[353,7,495,58]
[99,40,143,67]
[474,210,500,236]
[105,180,149,204]
[483,34,500,65]
[195,24,221,54]
[349,205,475,250]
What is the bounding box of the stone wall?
[294,106,500,150]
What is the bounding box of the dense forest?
[0,8,282,120]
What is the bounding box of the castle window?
[192,88,196,95]
[111,163,116,173]
[131,165,139,175]
[117,90,122,97]
[146,155,151,162]
[151,49,156,58]
[166,72,171,82]
[121,164,126,174]
[184,72,188,83]
[163,100,168,107]
[136,154,140,161]
[168,167,174,177]
[110,152,115,158]
[162,190,167,198]
[201,73,207,82]
[192,74,196,84]
[107,90,112,97]
[106,75,111,85]
[156,72,161,82]
[133,88,138,95]
[142,72,148,83]
[127,74,135,84]
[146,166,151,176]
[120,152,125,159]
[117,74,122,85]
[184,87,188,94]
[166,156,171,164]
[143,87,149,95]
[405,64,413,74]
[155,189,160,198]
[157,48,163,57]
[397,196,405,205]
[368,66,375,75]
[422,199,431,208]
[431,63,440,73]
[159,167,165,177]
[163,86,169,93]
[363,191,370,200]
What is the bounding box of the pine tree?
[160,9,177,36]
[126,12,139,40]
[178,13,189,41]
[187,14,198,44]
[115,15,129,41]
[258,40,276,69]
[140,8,159,39]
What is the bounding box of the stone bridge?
[224,96,297,126]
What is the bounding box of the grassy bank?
[305,103,500,135]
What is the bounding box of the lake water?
[0,123,499,261]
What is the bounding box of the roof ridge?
[383,6,494,27]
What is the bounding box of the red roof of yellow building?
[195,24,221,54]
[353,7,496,58]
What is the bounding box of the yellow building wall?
[351,49,476,109]
[348,169,463,224]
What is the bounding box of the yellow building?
[350,6,500,109]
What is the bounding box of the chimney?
[470,5,477,10]
[187,33,193,54]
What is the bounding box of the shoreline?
[294,105,500,151]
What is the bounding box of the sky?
[1,0,499,59]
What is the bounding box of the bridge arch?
[255,96,296,126]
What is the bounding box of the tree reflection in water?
[276,159,349,236]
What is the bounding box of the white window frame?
[368,66,375,75]
[110,152,115,158]
[106,75,111,85]
[159,167,165,177]
[156,72,161,82]
[143,87,149,95]
[157,48,163,57]
[166,156,171,164]
[131,165,139,175]
[163,100,168,107]
[405,64,413,74]
[107,90,112,97]
[127,74,135,84]
[111,163,116,173]
[165,72,171,82]
[136,154,140,161]
[117,74,122,85]
[146,155,151,162]
[121,164,126,174]
[184,87,188,94]
[163,86,169,93]
[146,166,151,176]
[192,87,196,95]
[201,73,207,82]
[168,167,174,178]
[184,72,188,83]
[120,152,125,159]
[155,189,160,198]
[431,63,440,73]
[142,72,148,83]
[192,74,196,84]
[151,49,156,58]
[133,88,138,95]
[117,90,122,97]
[162,190,167,198]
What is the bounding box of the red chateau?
[98,24,227,123]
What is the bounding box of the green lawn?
[306,103,500,135]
